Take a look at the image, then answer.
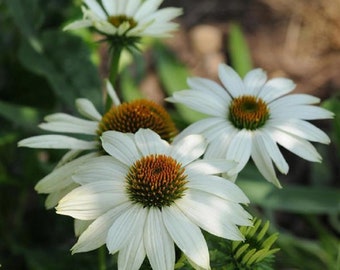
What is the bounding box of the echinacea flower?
[167,64,334,187]
[64,0,182,46]
[18,81,177,208]
[56,128,252,270]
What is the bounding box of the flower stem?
[98,246,107,270]
[106,46,123,111]
[174,253,186,269]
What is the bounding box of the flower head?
[18,81,177,208]
[167,64,334,187]
[56,129,251,270]
[64,0,182,47]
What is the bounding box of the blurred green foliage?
[0,1,339,270]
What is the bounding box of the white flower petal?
[187,174,249,203]
[106,80,121,106]
[171,90,227,117]
[44,183,79,209]
[258,78,296,102]
[267,118,331,144]
[186,159,236,176]
[138,23,178,37]
[73,156,128,185]
[185,189,251,225]
[66,0,180,37]
[84,0,107,19]
[39,113,98,135]
[270,105,334,120]
[226,129,252,174]
[163,206,210,270]
[102,0,116,15]
[144,208,175,270]
[117,21,132,35]
[72,203,131,253]
[134,0,162,21]
[256,130,289,174]
[145,7,183,23]
[107,205,147,254]
[268,128,322,162]
[170,134,207,166]
[118,224,146,270]
[187,77,231,102]
[173,118,226,143]
[35,152,97,194]
[204,125,239,159]
[243,68,267,95]
[101,131,141,166]
[218,64,246,97]
[55,149,84,168]
[18,135,97,150]
[63,19,93,31]
[268,94,321,110]
[74,219,93,237]
[94,20,117,35]
[134,129,169,156]
[126,0,142,16]
[56,181,128,220]
[251,133,282,188]
[76,98,102,121]
[176,192,246,241]
[119,0,130,14]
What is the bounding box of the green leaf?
[228,22,253,77]
[0,100,41,131]
[119,70,145,102]
[242,248,257,265]
[235,243,250,259]
[4,0,43,52]
[322,96,340,151]
[256,221,270,242]
[237,177,340,214]
[153,42,207,124]
[119,57,146,102]
[18,30,102,110]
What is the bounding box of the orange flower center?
[126,154,187,208]
[229,95,270,130]
[97,99,177,142]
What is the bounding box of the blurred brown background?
[162,0,340,98]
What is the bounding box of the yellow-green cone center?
[107,15,137,29]
[229,95,270,130]
[97,99,178,142]
[126,154,188,208]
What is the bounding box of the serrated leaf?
[247,249,267,265]
[242,248,257,264]
[232,240,242,251]
[234,243,250,259]
[256,220,270,242]
[262,233,279,250]
[244,218,262,237]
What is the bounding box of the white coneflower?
[64,0,182,41]
[56,129,251,270]
[18,81,177,208]
[167,64,333,187]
